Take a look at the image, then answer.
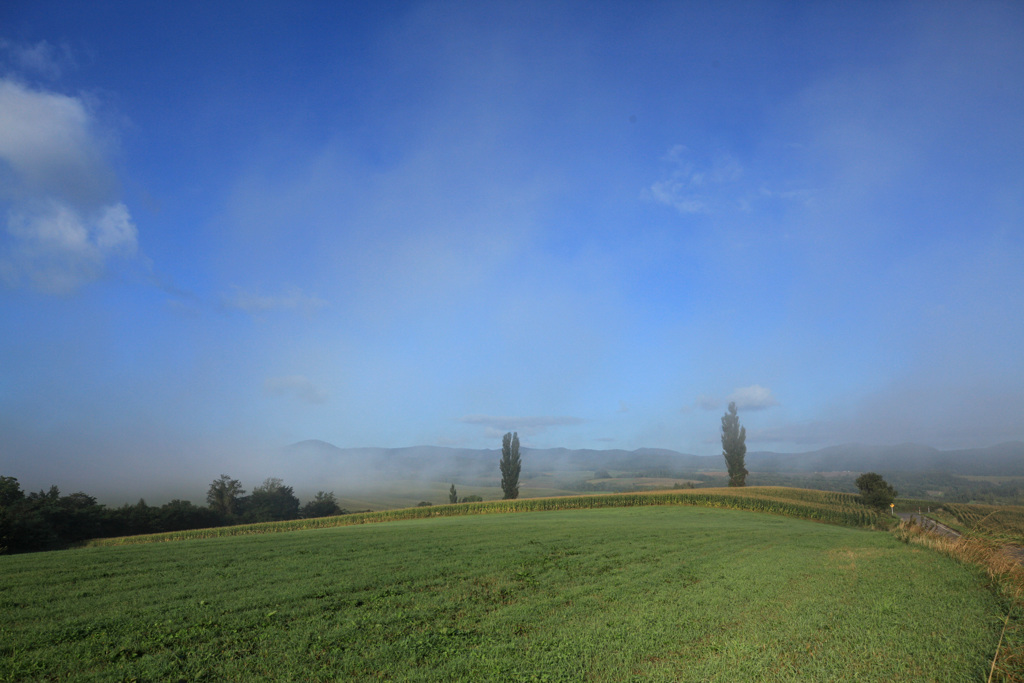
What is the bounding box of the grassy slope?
[1,506,1001,682]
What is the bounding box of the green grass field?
[1,505,1002,681]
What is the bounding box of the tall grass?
[84,486,891,548]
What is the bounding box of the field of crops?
[939,503,1024,545]
[1,506,1001,681]
[84,486,892,547]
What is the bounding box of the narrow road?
[896,512,961,539]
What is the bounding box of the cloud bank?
[458,414,586,438]
[264,375,328,405]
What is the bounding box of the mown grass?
[83,486,892,547]
[1,506,1002,681]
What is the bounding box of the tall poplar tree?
[721,402,748,487]
[499,431,521,499]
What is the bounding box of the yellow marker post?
[890,502,895,516]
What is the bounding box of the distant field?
[83,487,892,546]
[329,479,580,512]
[586,476,705,488]
[1,506,1002,681]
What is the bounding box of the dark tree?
[449,484,458,504]
[855,472,897,510]
[0,476,27,553]
[0,476,24,507]
[499,431,522,500]
[246,478,300,522]
[155,499,224,532]
[207,475,245,516]
[104,499,156,537]
[301,491,343,518]
[721,402,748,487]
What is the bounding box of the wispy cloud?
[457,414,586,437]
[645,145,743,215]
[222,285,327,316]
[693,394,720,411]
[727,385,778,411]
[0,78,135,292]
[646,144,816,218]
[0,39,74,80]
[264,375,328,405]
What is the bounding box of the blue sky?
[1,1,1023,493]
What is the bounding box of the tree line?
[0,474,347,554]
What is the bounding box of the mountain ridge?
[285,440,1024,477]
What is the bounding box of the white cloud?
[0,79,114,203]
[222,285,327,316]
[264,375,329,405]
[727,385,778,411]
[0,78,134,292]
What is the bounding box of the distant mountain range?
[284,440,1024,479]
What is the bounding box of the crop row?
[83,487,890,548]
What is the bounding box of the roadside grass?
[0,506,1001,682]
[940,504,1024,546]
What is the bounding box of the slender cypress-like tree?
[721,402,748,487]
[449,483,458,504]
[499,431,521,499]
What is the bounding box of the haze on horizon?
[2,2,1023,499]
